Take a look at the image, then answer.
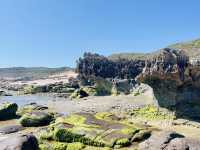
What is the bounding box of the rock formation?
[137,48,200,121]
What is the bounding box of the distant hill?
[0,67,73,80]
[108,38,200,60]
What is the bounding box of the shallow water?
[0,93,67,107]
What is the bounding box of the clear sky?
[0,0,200,68]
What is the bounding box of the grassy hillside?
[169,39,200,58]
[109,39,200,60]
[0,67,73,80]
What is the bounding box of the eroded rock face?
[137,48,200,120]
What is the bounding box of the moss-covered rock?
[41,112,141,149]
[94,78,113,96]
[67,142,85,150]
[81,87,97,96]
[70,89,89,99]
[0,102,18,120]
[19,111,54,127]
[131,105,175,120]
[17,103,48,116]
[39,141,68,150]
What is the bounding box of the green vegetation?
[39,112,143,149]
[108,53,148,61]
[169,39,200,58]
[131,105,175,120]
[66,142,85,150]
[39,142,68,150]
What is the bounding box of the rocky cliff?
[137,48,200,121]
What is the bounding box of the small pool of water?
[0,93,67,107]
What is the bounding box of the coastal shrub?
[0,102,18,120]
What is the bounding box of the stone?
[0,102,18,120]
[139,131,185,150]
[166,138,200,150]
[39,112,141,148]
[0,134,38,150]
[17,103,48,116]
[19,111,54,127]
[0,125,24,134]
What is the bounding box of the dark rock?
[0,102,18,120]
[70,89,89,99]
[0,125,24,134]
[0,134,39,150]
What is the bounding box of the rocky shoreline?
[1,48,200,149]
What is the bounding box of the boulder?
[139,131,185,150]
[0,102,18,120]
[17,103,48,116]
[0,134,39,150]
[19,111,54,127]
[70,89,89,99]
[166,138,200,150]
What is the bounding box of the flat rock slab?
[45,112,141,148]
[0,125,24,134]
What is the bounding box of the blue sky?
[0,0,200,67]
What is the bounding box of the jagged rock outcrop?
[137,48,200,120]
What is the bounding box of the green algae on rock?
[0,102,18,120]
[70,89,89,99]
[17,103,48,116]
[39,112,142,149]
[39,141,68,150]
[131,105,175,120]
[67,142,85,150]
[19,111,54,127]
